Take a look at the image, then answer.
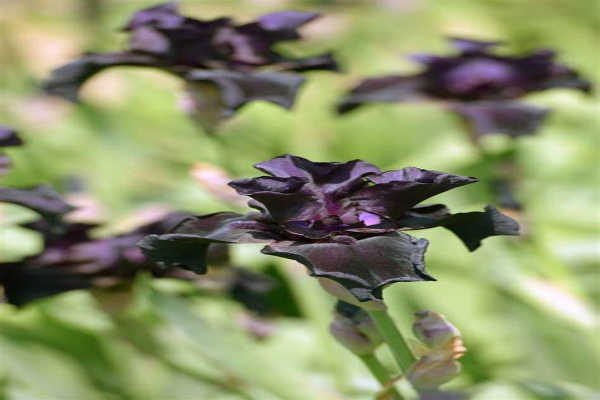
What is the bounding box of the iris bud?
[412,310,459,347]
[329,301,383,355]
[408,310,466,389]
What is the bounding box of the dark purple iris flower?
[339,38,591,137]
[0,126,23,176]
[43,2,337,127]
[0,186,283,312]
[0,186,192,306]
[139,154,519,302]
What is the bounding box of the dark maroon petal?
[0,186,75,228]
[128,26,172,55]
[351,168,477,220]
[257,11,319,32]
[248,192,322,222]
[450,101,549,137]
[212,25,273,65]
[254,154,380,199]
[173,212,278,241]
[138,212,279,274]
[397,204,519,251]
[433,58,523,100]
[137,234,208,274]
[368,167,477,186]
[65,236,134,273]
[0,126,22,147]
[229,176,322,221]
[215,11,318,62]
[229,176,308,195]
[448,37,503,54]
[338,75,427,114]
[256,154,379,180]
[262,232,433,302]
[530,58,593,94]
[185,70,305,116]
[24,222,95,255]
[43,52,168,102]
[277,53,340,73]
[252,155,381,221]
[123,2,184,31]
[0,263,89,307]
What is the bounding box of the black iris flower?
[0,185,194,306]
[339,38,591,137]
[43,2,338,126]
[0,186,283,313]
[139,154,519,302]
[0,126,23,176]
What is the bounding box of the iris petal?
[262,232,433,302]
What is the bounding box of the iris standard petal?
[352,168,477,219]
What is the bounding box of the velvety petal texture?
[263,233,432,302]
[397,204,520,250]
[139,212,279,274]
[139,155,519,302]
[43,2,338,125]
[339,37,591,137]
[353,168,478,220]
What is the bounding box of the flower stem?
[367,309,416,373]
[359,354,404,400]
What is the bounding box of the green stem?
[359,354,404,400]
[367,309,416,373]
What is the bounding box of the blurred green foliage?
[0,0,598,399]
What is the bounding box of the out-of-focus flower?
[43,3,338,131]
[0,126,23,176]
[339,38,591,137]
[0,185,75,231]
[330,300,383,355]
[0,187,193,306]
[0,186,290,317]
[139,154,519,303]
[408,310,466,389]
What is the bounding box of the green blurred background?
[0,0,598,399]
